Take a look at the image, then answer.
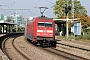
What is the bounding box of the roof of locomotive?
[29,16,53,22]
[35,17,53,20]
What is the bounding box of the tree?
[73,13,90,29]
[54,0,66,18]
[54,0,87,18]
[54,0,90,29]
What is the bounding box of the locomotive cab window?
[38,22,52,27]
[38,22,44,27]
[45,22,52,27]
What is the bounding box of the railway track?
[26,39,89,60]
[1,33,31,60]
[43,47,89,60]
[36,46,88,60]
[1,34,90,60]
[56,40,90,60]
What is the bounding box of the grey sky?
[80,0,90,16]
[0,0,90,18]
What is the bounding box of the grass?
[56,34,90,43]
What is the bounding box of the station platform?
[0,20,16,34]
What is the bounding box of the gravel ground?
[14,36,69,60]
[55,36,90,59]
[55,36,90,50]
[5,38,27,60]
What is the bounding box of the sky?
[80,0,90,16]
[0,0,90,18]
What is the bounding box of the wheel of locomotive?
[32,41,36,45]
[50,41,56,47]
[35,41,40,46]
[26,38,29,41]
[40,41,43,46]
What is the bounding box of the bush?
[78,32,90,40]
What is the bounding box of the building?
[9,14,23,27]
[4,16,8,20]
[0,14,4,20]
[0,14,23,27]
[0,13,28,28]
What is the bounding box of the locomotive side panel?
[33,19,38,42]
[26,22,34,40]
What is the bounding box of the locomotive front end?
[35,18,56,47]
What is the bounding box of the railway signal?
[63,4,71,40]
[63,5,71,16]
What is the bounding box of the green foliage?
[54,0,90,36]
[17,27,25,32]
[78,34,90,40]
[54,0,87,18]
[54,0,66,18]
[78,30,90,40]
[12,27,25,32]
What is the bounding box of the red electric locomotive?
[25,17,56,47]
[25,7,56,47]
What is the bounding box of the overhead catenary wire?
[45,0,55,4]
[44,0,55,8]
[33,0,55,16]
[4,0,31,16]
[8,0,19,8]
[32,0,41,16]
[33,0,55,17]
[7,0,19,15]
[1,0,54,17]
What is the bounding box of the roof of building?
[53,19,66,24]
[0,20,17,25]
